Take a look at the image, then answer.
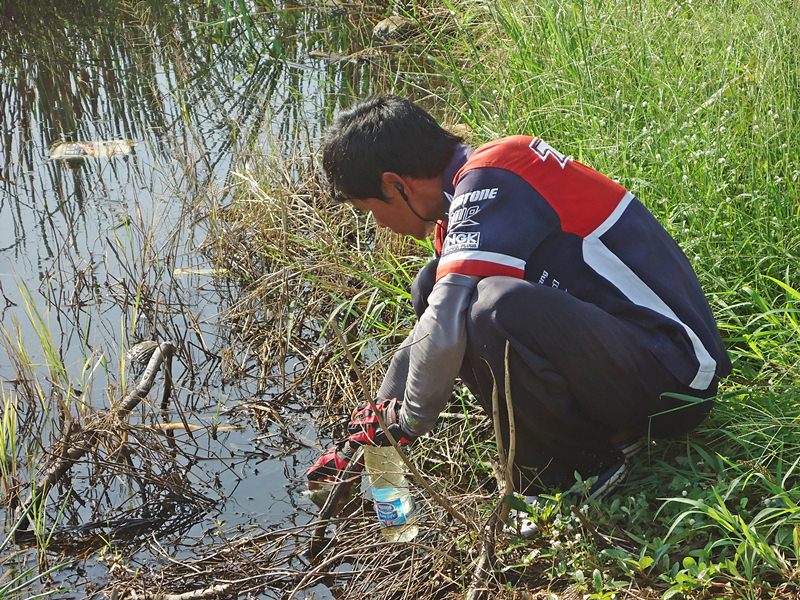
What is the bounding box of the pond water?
[0,1,385,595]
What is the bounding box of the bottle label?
[372,489,415,528]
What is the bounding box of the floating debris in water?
[172,267,230,277]
[49,139,135,160]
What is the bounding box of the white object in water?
[49,139,135,160]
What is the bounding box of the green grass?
[0,500,71,599]
[397,0,800,595]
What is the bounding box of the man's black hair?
[321,95,463,202]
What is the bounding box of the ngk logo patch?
[444,231,481,252]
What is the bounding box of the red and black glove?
[347,397,416,447]
[306,439,360,488]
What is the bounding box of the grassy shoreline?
[211,0,800,596]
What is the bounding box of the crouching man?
[307,95,730,518]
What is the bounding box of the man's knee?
[468,276,549,337]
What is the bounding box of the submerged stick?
[122,583,233,600]
[15,341,177,530]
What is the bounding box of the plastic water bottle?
[363,446,418,542]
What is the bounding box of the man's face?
[350,195,436,240]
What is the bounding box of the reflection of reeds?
[0,0,372,262]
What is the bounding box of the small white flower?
[682,490,688,497]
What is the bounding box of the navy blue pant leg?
[411,259,715,494]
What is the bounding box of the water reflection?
[0,0,379,371]
[0,0,385,594]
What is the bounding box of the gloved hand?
[306,439,360,489]
[347,397,416,447]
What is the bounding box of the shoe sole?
[589,460,628,500]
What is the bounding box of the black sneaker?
[587,457,628,500]
[505,459,629,538]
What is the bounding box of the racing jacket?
[380,136,731,438]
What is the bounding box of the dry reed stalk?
[467,342,517,600]
[121,583,234,600]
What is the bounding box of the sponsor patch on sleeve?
[442,231,481,252]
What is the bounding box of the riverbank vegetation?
[0,0,796,597]
[205,0,800,597]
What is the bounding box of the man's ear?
[380,172,406,199]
